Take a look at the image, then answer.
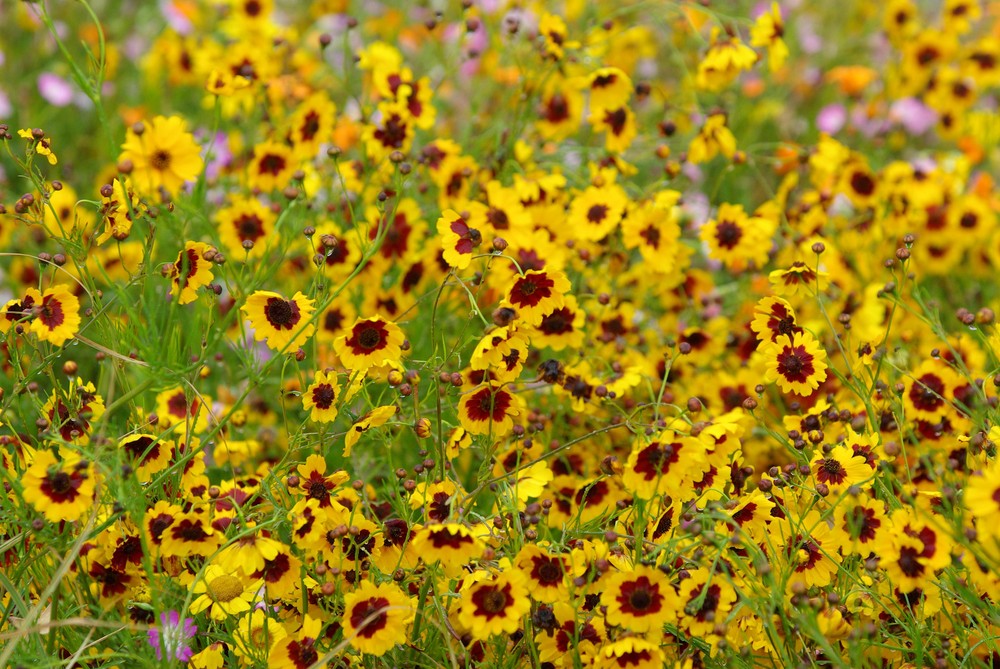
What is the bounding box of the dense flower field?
[1,0,1000,667]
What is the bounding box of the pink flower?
[37,73,74,107]
[147,610,197,662]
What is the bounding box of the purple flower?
[816,104,847,134]
[147,610,197,663]
[889,97,938,135]
[38,73,75,107]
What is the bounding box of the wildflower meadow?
[2,0,1000,667]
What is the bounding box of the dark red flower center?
[311,384,336,409]
[264,297,301,330]
[776,345,815,383]
[350,597,390,637]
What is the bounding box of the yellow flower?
[302,370,341,423]
[247,140,297,193]
[189,564,262,620]
[344,405,397,457]
[696,29,758,91]
[22,448,95,522]
[119,115,204,194]
[30,284,81,347]
[750,2,789,72]
[241,290,316,352]
[334,316,405,372]
[342,581,414,656]
[170,241,215,305]
[688,114,737,164]
[458,570,531,640]
[760,331,829,396]
[216,195,276,258]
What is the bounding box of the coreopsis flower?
[43,379,105,445]
[344,405,397,457]
[810,444,872,494]
[759,331,829,395]
[688,114,737,164]
[833,495,888,556]
[467,180,533,240]
[269,615,323,669]
[751,296,802,343]
[903,360,962,423]
[286,91,336,159]
[147,611,197,663]
[159,509,222,558]
[169,241,215,305]
[1,288,42,338]
[342,581,414,656]
[568,183,628,242]
[531,294,585,351]
[750,2,789,72]
[242,290,316,352]
[119,433,174,481]
[778,512,842,589]
[18,127,57,165]
[700,203,773,271]
[119,115,203,194]
[874,508,953,592]
[724,489,776,543]
[514,544,572,603]
[437,209,481,270]
[601,564,679,634]
[965,460,1000,541]
[30,284,81,346]
[768,260,831,296]
[22,448,95,522]
[248,140,297,192]
[622,432,708,500]
[696,28,758,91]
[591,105,638,153]
[95,177,144,244]
[593,637,665,669]
[538,12,580,60]
[535,76,585,141]
[294,455,349,509]
[536,602,605,667]
[458,570,531,640]
[587,67,632,113]
[677,568,738,640]
[458,383,522,437]
[334,316,404,372]
[411,524,485,576]
[302,370,341,423]
[216,195,276,258]
[501,268,570,326]
[362,99,415,161]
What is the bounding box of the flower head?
[242,290,316,352]
[119,115,203,194]
[147,610,197,663]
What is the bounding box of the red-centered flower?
[601,564,679,634]
[502,268,570,325]
[22,449,95,522]
[459,570,531,640]
[458,383,522,437]
[302,370,341,423]
[437,209,481,270]
[750,296,803,343]
[622,433,707,500]
[760,331,829,395]
[411,524,485,576]
[170,241,215,305]
[242,290,316,352]
[334,316,404,372]
[30,284,81,346]
[514,544,571,603]
[342,581,414,656]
